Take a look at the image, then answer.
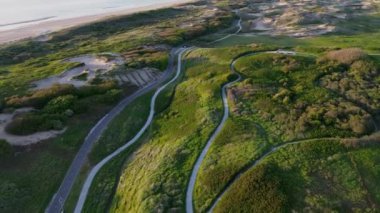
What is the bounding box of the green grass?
[0,2,234,212]
[0,115,99,212]
[0,2,232,98]
[108,48,238,212]
[62,91,153,212]
[213,32,380,55]
[194,116,270,212]
[232,52,376,141]
[2,1,380,212]
[194,46,379,212]
[81,71,186,211]
[89,92,153,164]
[214,140,380,212]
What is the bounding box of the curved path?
[206,51,343,212]
[185,62,241,213]
[185,14,244,213]
[73,47,191,213]
[210,18,242,44]
[185,50,342,212]
[46,48,180,213]
[208,138,339,212]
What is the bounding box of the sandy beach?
[0,0,196,45]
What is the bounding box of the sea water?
[0,0,183,31]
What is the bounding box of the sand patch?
[237,0,377,37]
[32,54,124,90]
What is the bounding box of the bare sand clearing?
[0,0,197,45]
[0,108,65,146]
[32,54,124,89]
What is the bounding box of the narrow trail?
[185,62,241,213]
[185,15,243,213]
[210,16,242,44]
[207,137,340,212]
[73,48,191,213]
[46,48,179,213]
[185,50,344,212]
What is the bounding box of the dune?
[0,0,196,45]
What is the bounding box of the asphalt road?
[45,48,179,213]
[72,48,190,213]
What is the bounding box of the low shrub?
[324,48,367,65]
[0,139,12,157]
[5,113,65,136]
[5,84,76,108]
[75,80,118,98]
[43,95,77,114]
[227,73,239,82]
[95,89,123,104]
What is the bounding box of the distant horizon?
[0,0,186,31]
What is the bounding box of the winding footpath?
[46,48,181,213]
[186,50,342,213]
[208,138,339,212]
[210,17,242,44]
[206,51,352,212]
[73,47,191,213]
[185,16,243,213]
[185,63,241,213]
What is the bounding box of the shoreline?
[0,0,197,45]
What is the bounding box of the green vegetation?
[0,2,235,211]
[1,0,380,212]
[0,140,12,157]
[0,3,232,98]
[194,117,270,211]
[0,119,95,212]
[72,72,89,81]
[108,47,238,212]
[80,58,188,212]
[193,46,379,212]
[3,81,124,136]
[216,163,289,213]
[214,139,380,212]
[89,92,152,164]
[233,51,378,141]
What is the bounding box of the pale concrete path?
[73,48,190,213]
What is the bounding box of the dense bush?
[226,73,239,82]
[5,80,119,111]
[349,59,378,80]
[75,80,118,98]
[324,48,367,65]
[5,113,65,136]
[95,89,123,104]
[43,95,77,114]
[0,139,12,157]
[233,52,379,140]
[5,84,76,108]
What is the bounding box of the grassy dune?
[0,2,234,212]
[193,116,270,211]
[108,48,238,212]
[214,140,380,212]
[194,46,379,212]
